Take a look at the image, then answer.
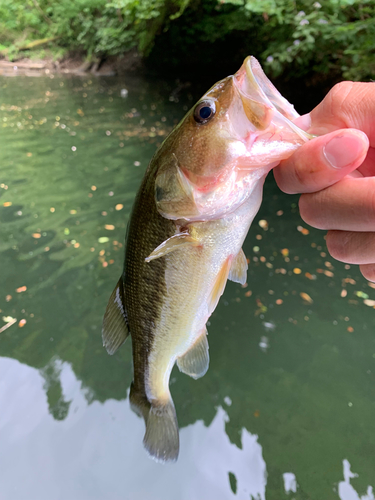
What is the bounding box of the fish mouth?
[234,56,312,141]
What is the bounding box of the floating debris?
[300,292,313,304]
[0,317,17,334]
[3,202,12,207]
[281,248,289,257]
[276,299,283,305]
[258,219,268,229]
[16,286,27,293]
[297,225,309,235]
[32,233,41,239]
[115,204,123,211]
[305,272,316,280]
[293,268,302,274]
[98,237,110,243]
[18,319,27,327]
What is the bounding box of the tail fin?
[130,383,179,463]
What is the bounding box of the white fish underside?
[145,173,266,403]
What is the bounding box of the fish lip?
[234,56,313,142]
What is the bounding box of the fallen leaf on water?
[364,299,375,307]
[70,209,77,214]
[324,270,334,277]
[355,291,369,299]
[254,410,260,418]
[281,248,289,257]
[5,295,12,302]
[305,272,316,280]
[32,233,41,239]
[293,268,302,274]
[3,202,12,207]
[341,289,347,298]
[347,326,354,333]
[18,319,27,327]
[300,292,313,304]
[368,282,375,289]
[245,291,252,297]
[344,278,356,285]
[258,219,268,229]
[297,225,309,235]
[16,286,27,293]
[276,299,283,305]
[98,237,109,243]
[115,204,123,211]
[105,224,115,230]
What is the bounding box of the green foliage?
[0,0,374,80]
[0,0,189,57]
[232,0,375,80]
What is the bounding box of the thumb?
[274,128,369,194]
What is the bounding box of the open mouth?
[234,56,312,142]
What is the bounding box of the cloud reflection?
[0,357,266,500]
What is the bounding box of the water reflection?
[2,356,373,500]
[0,357,267,500]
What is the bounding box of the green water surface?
[0,74,374,500]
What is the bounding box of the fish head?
[154,56,312,222]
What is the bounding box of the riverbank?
[0,50,142,77]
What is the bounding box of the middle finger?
[299,176,375,231]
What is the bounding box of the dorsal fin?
[102,277,129,355]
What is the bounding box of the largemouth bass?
[102,57,310,463]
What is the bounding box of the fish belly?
[145,190,261,402]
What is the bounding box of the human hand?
[274,82,375,281]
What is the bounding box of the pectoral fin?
[228,248,248,285]
[177,329,209,380]
[208,256,232,315]
[145,233,200,262]
[102,277,129,355]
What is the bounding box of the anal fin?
[102,277,129,355]
[177,330,209,380]
[228,248,248,285]
[145,232,200,263]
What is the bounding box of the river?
[0,73,374,500]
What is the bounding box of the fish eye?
[193,100,216,124]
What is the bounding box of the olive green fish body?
[102,56,311,463]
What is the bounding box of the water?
[0,74,374,500]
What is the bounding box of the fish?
[102,56,311,463]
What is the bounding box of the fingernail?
[323,134,364,169]
[293,113,311,131]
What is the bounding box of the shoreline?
[0,50,142,77]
